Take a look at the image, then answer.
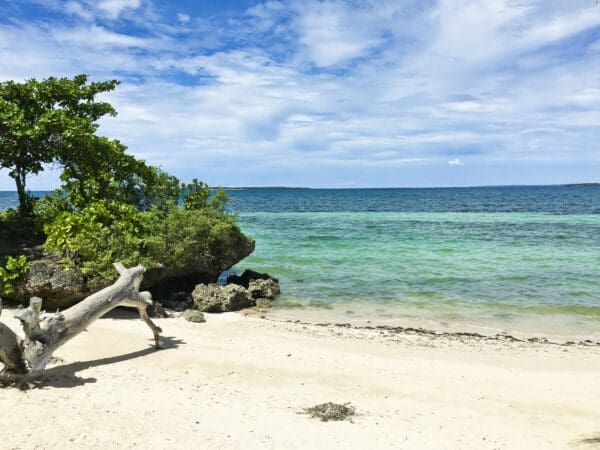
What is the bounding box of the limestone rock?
[248,278,280,299]
[4,232,255,311]
[191,283,252,313]
[14,256,86,310]
[255,298,272,310]
[148,301,170,318]
[183,309,206,323]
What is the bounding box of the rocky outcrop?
[192,283,253,313]
[7,236,255,311]
[13,256,87,310]
[142,236,255,306]
[227,269,278,288]
[183,309,206,323]
[248,278,280,299]
[191,271,280,313]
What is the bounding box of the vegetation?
[0,256,30,295]
[0,75,119,216]
[0,75,250,294]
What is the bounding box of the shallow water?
[225,187,600,338]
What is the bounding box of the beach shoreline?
[258,305,600,345]
[1,307,599,449]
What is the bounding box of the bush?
[0,255,30,294]
[44,200,145,286]
[43,199,250,288]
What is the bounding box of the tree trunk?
[11,167,29,216]
[0,263,162,387]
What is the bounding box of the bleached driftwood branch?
[0,263,162,386]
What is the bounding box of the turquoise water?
[2,187,600,335]
[224,187,600,336]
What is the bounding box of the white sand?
[1,308,599,449]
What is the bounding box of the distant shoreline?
[2,183,600,192]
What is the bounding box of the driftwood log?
[0,263,162,386]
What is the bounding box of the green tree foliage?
[0,75,119,215]
[1,74,250,289]
[184,179,228,213]
[43,200,246,287]
[0,255,30,294]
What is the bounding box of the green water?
[233,211,600,336]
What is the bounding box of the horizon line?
[1,182,599,192]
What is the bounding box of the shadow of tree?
[40,336,184,388]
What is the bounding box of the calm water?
[226,187,600,337]
[2,187,600,337]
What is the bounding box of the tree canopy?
[0,75,119,215]
[0,74,250,294]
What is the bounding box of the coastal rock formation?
[192,284,253,313]
[227,269,278,288]
[183,309,206,323]
[141,236,255,304]
[7,237,255,310]
[14,256,87,310]
[191,271,280,313]
[248,278,280,299]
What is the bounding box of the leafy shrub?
[44,200,145,285]
[140,204,248,273]
[43,199,250,287]
[0,255,30,294]
[0,208,41,251]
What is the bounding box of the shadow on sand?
[578,435,600,447]
[40,335,184,388]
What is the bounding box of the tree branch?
[0,263,162,387]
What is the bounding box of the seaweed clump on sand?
[302,402,356,422]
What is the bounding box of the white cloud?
[52,25,153,48]
[96,0,142,20]
[292,1,386,67]
[64,1,94,20]
[448,158,464,166]
[177,13,190,23]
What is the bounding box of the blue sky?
[1,0,599,188]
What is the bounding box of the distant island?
[221,186,310,190]
[565,183,600,187]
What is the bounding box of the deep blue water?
[225,186,600,214]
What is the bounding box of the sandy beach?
[1,307,599,450]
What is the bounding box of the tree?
[0,75,119,215]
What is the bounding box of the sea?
[2,186,599,339]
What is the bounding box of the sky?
[0,0,599,189]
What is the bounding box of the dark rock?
[192,283,253,313]
[142,237,255,297]
[248,278,280,299]
[227,269,278,288]
[148,301,169,318]
[157,291,193,312]
[183,309,206,323]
